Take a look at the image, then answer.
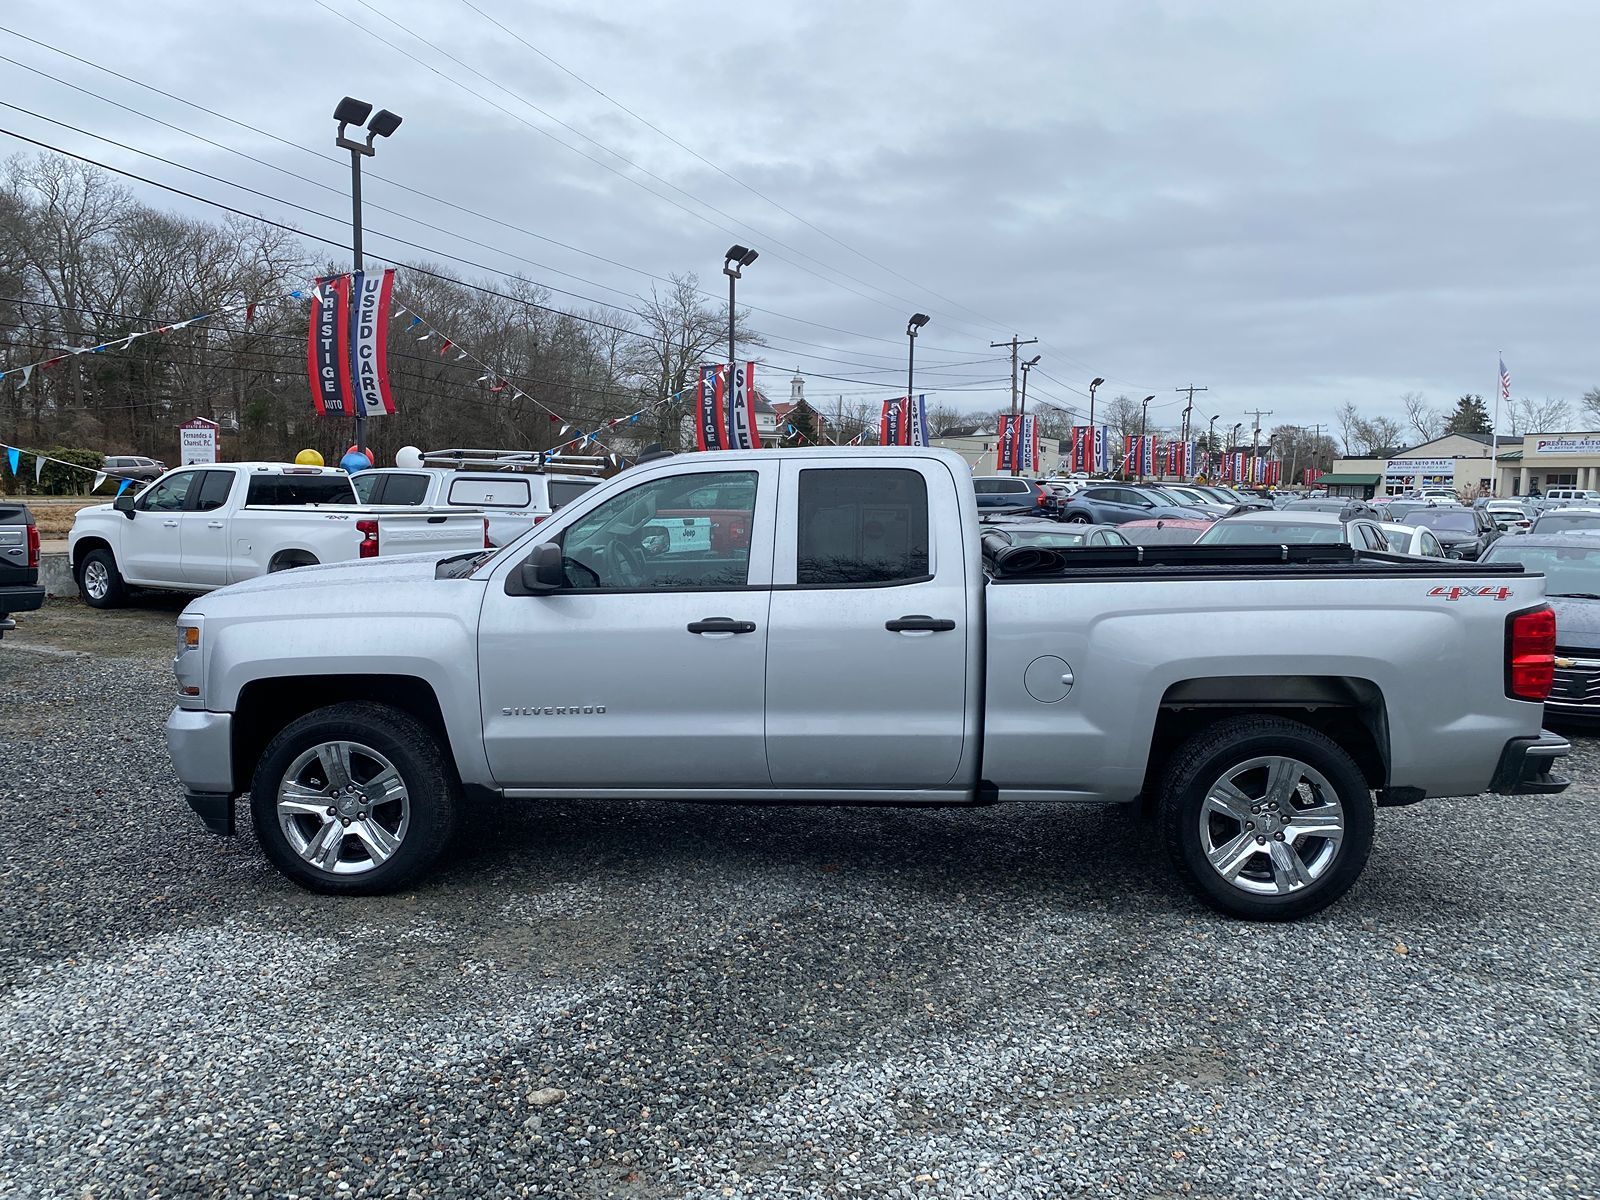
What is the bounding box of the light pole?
[1088,377,1104,430]
[907,313,930,440]
[334,96,402,460]
[723,244,759,376]
[1207,414,1220,477]
[1231,422,1243,482]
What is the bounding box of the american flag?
[1499,356,1511,401]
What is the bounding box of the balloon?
[395,445,424,469]
[294,448,324,467]
[340,450,373,474]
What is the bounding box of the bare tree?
[1336,401,1363,455]
[1401,391,1442,442]
[1582,386,1600,426]
[1507,395,1572,436]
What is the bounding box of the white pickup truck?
[164,448,1569,920]
[69,462,488,606]
[351,458,601,546]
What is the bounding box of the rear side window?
[448,477,532,508]
[377,473,430,506]
[245,475,357,506]
[796,468,929,586]
[973,478,1029,494]
[194,471,234,512]
[548,479,599,509]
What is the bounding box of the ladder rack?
[419,448,609,476]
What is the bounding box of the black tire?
[250,701,459,895]
[1065,512,1091,524]
[77,547,127,609]
[1160,715,1375,921]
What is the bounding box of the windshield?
[1484,541,1600,596]
[1406,510,1476,533]
[1534,512,1600,533]
[1001,528,1099,549]
[1199,520,1345,544]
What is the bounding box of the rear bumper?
[1490,731,1572,795]
[0,583,45,616]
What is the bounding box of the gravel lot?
[1,600,1596,1199]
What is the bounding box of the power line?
[0,34,984,363]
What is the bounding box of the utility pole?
[991,334,1038,475]
[1305,422,1327,486]
[1175,384,1208,445]
[1245,408,1273,486]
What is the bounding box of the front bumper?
[165,708,236,833]
[1490,731,1572,795]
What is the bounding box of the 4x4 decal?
[1428,585,1514,601]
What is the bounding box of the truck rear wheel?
[1160,716,1374,921]
[249,701,458,895]
[77,548,127,609]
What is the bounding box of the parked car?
[979,517,1129,552]
[1414,488,1459,504]
[1058,483,1211,525]
[353,456,602,546]
[102,454,167,483]
[1117,518,1212,545]
[972,476,1054,517]
[1399,505,1501,560]
[1282,498,1381,518]
[164,447,1567,921]
[1529,507,1600,535]
[1374,498,1438,522]
[1377,521,1447,558]
[1480,533,1600,724]
[69,462,490,607]
[1539,487,1600,504]
[1195,485,1270,511]
[0,499,44,638]
[1195,509,1391,551]
[1152,484,1234,517]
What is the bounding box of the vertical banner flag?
[1018,414,1038,473]
[1221,453,1234,481]
[1071,426,1089,474]
[349,268,397,418]
[1303,468,1323,487]
[996,415,1023,472]
[1234,452,1247,482]
[726,361,760,449]
[908,395,930,447]
[695,365,727,451]
[307,275,353,416]
[1124,435,1142,477]
[881,396,907,447]
[1094,426,1110,475]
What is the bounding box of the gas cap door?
[1024,655,1075,703]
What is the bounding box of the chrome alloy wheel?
[83,559,110,601]
[276,740,410,876]
[1198,755,1346,895]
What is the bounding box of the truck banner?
[1020,414,1038,473]
[695,365,727,451]
[726,361,761,449]
[881,396,908,446]
[1124,434,1154,478]
[349,268,397,418]
[307,274,353,416]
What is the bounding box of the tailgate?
[372,507,487,556]
[0,504,37,588]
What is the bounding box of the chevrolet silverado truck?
[0,499,44,638]
[164,448,1571,920]
[69,462,488,607]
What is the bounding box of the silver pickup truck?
[165,448,1570,920]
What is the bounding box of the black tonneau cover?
[985,541,1527,581]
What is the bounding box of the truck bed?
[984,541,1526,581]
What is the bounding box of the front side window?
[796,468,929,586]
[560,470,757,590]
[138,470,199,512]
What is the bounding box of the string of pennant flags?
[0,441,139,494]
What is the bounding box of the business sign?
[1385,458,1457,476]
[1534,437,1600,455]
[178,416,219,465]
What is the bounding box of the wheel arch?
[72,535,113,570]
[268,548,320,571]
[231,675,450,795]
[1139,675,1389,813]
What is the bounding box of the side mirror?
[114,492,136,518]
[511,541,565,595]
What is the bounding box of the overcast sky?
[5,0,1599,435]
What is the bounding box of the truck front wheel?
[77,548,127,609]
[249,701,459,895]
[1160,716,1374,921]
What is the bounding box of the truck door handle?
[687,617,757,635]
[206,521,224,529]
[162,520,179,528]
[886,615,956,633]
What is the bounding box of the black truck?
[0,500,45,638]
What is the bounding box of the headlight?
[175,620,203,698]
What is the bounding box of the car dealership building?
[1327,430,1600,498]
